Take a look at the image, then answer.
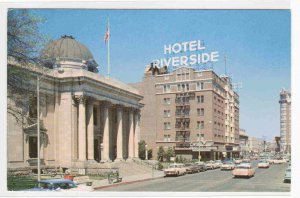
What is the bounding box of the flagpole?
[107,17,110,78]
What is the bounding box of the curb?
[93,175,165,190]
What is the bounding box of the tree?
[157,146,164,162]
[138,140,146,160]
[7,9,46,125]
[164,147,175,162]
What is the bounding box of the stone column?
[77,95,87,161]
[87,99,94,161]
[128,109,134,159]
[101,102,111,162]
[134,111,140,158]
[115,106,123,161]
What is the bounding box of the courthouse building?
[7,35,143,169]
[279,89,291,153]
[132,65,240,161]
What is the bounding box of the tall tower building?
[279,89,291,153]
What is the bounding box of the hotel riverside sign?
[152,40,219,68]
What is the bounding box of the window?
[163,85,170,93]
[197,95,204,103]
[164,110,171,117]
[197,82,204,90]
[177,84,181,91]
[164,134,171,142]
[197,108,204,116]
[164,122,171,130]
[197,121,204,129]
[164,98,171,105]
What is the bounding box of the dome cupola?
[41,35,98,73]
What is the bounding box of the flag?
[104,26,109,44]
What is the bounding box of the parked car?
[195,161,207,172]
[283,166,291,183]
[184,163,200,174]
[221,161,235,170]
[257,160,270,168]
[242,158,250,163]
[164,163,186,176]
[232,164,255,178]
[267,158,275,164]
[234,158,243,164]
[22,179,92,192]
[205,161,216,170]
[273,158,285,164]
[214,160,222,168]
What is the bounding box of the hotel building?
[132,65,240,161]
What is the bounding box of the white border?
[0,0,295,198]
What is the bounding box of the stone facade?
[7,36,143,170]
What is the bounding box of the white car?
[234,158,243,164]
[214,160,223,168]
[257,160,270,168]
[221,161,235,170]
[164,163,186,176]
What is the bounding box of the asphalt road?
[99,162,290,192]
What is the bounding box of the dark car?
[184,163,199,173]
[22,179,77,191]
[195,161,207,172]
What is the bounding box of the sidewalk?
[93,170,165,190]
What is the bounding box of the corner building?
[7,36,143,170]
[132,65,240,161]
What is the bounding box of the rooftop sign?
[152,40,219,68]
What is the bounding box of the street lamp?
[145,144,148,160]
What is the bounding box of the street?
[98,162,290,192]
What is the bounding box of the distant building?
[279,89,291,153]
[239,129,250,158]
[131,65,240,161]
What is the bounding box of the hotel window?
[197,95,204,103]
[163,85,170,93]
[197,121,204,129]
[164,134,171,142]
[164,110,171,117]
[177,84,181,91]
[197,108,204,116]
[164,122,171,130]
[198,82,204,90]
[164,98,171,105]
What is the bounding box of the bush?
[157,162,164,170]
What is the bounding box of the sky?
[32,9,291,140]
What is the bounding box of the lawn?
[7,175,37,191]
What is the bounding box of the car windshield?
[185,164,192,167]
[286,168,291,172]
[259,161,267,163]
[237,166,250,169]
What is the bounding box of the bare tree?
[7,9,46,125]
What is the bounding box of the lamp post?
[145,144,148,160]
